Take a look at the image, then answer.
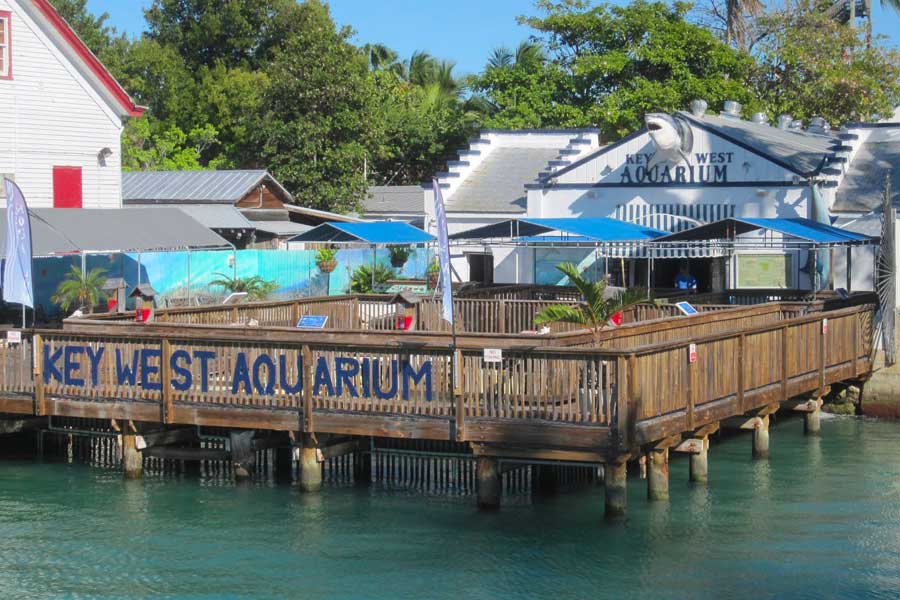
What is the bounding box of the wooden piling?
[804,401,822,436]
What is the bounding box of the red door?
[53,166,82,208]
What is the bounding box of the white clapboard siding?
[0,0,123,208]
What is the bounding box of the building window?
[53,166,83,208]
[0,11,11,80]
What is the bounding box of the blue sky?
[86,0,900,76]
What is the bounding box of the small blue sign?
[297,315,328,329]
[675,301,698,316]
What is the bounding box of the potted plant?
[534,262,646,344]
[389,246,413,269]
[426,260,440,289]
[316,247,338,274]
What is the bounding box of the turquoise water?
[2,416,900,599]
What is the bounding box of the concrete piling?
[121,434,143,479]
[604,459,627,518]
[299,435,322,493]
[804,402,822,435]
[647,449,669,501]
[476,457,501,509]
[752,415,770,459]
[689,437,709,484]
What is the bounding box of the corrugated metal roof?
[289,221,434,244]
[133,204,254,230]
[122,170,294,204]
[364,186,425,215]
[253,221,313,237]
[679,112,839,176]
[0,208,230,258]
[446,148,561,213]
[834,140,900,212]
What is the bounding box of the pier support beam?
[230,430,256,478]
[689,438,709,484]
[752,415,770,459]
[804,404,821,435]
[121,434,143,479]
[476,457,501,509]
[299,434,322,493]
[604,459,627,519]
[646,448,669,501]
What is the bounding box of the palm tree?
[534,263,646,344]
[51,265,107,314]
[724,0,764,48]
[209,273,277,301]
[487,41,545,70]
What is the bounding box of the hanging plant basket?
[391,256,408,269]
[427,271,440,289]
[317,259,337,274]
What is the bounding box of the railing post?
[302,345,314,433]
[819,318,826,395]
[454,349,465,441]
[33,334,46,417]
[231,305,239,323]
[685,343,694,429]
[499,300,506,334]
[615,356,628,449]
[737,334,745,410]
[781,325,788,401]
[161,339,173,424]
[292,301,301,327]
[852,311,859,375]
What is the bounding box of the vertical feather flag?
[2,178,34,309]
[432,179,454,325]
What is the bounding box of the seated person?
[674,264,697,290]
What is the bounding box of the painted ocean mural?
[20,247,433,317]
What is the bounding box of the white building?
[386,103,893,293]
[0,0,143,209]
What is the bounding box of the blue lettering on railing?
[39,344,435,401]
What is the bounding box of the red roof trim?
[31,0,144,117]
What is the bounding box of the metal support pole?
[846,246,852,292]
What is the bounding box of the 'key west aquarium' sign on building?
[41,344,435,401]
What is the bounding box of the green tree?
[506,0,759,138]
[145,0,302,70]
[51,266,107,314]
[534,263,645,344]
[753,4,900,124]
[122,117,217,171]
[49,0,117,57]
[249,1,379,213]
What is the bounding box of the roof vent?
[789,119,804,130]
[751,112,769,125]
[720,100,742,119]
[776,114,793,130]
[808,116,828,134]
[689,99,708,117]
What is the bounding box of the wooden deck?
[0,295,875,465]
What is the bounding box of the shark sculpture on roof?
[644,113,694,169]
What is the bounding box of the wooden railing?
[2,301,872,442]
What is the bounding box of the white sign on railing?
[483,348,503,364]
[822,318,828,335]
[6,330,21,344]
[689,343,697,364]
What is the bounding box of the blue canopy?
[655,217,876,245]
[449,217,668,242]
[288,221,434,244]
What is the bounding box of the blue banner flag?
[432,179,454,325]
[2,178,34,309]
